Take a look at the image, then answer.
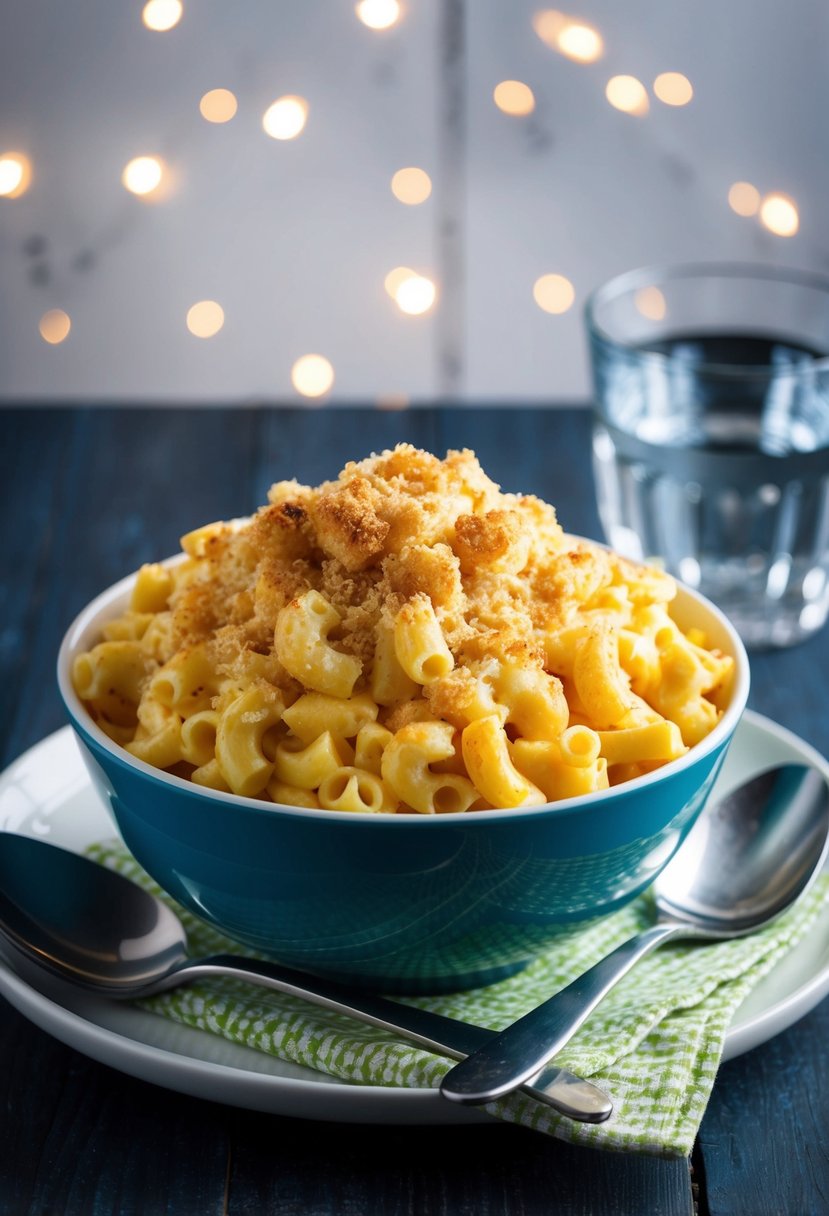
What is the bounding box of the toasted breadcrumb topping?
[165,444,665,715]
[75,443,740,812]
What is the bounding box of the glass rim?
[584,261,829,377]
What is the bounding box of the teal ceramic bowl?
[58,565,749,994]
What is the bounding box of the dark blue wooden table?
[2,405,828,1216]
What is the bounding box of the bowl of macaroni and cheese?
[58,446,749,993]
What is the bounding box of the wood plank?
[0,409,75,767]
[3,404,828,1215]
[0,1000,229,1216]
[0,407,261,766]
[698,998,829,1216]
[225,1112,693,1216]
[253,406,441,493]
[744,637,829,761]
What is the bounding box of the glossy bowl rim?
[57,548,750,826]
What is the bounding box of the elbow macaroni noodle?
[72,445,734,814]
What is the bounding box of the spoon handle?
[156,953,612,1123]
[439,923,680,1107]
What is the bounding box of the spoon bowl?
[653,763,829,932]
[440,763,829,1106]
[0,835,188,992]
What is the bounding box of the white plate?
[0,714,828,1125]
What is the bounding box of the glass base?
[707,594,829,651]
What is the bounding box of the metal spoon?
[0,833,611,1123]
[441,763,829,1107]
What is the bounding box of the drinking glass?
[586,263,829,649]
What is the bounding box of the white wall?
[1,0,827,403]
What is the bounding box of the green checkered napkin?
[88,841,829,1157]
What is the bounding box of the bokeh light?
[395,275,436,315]
[602,75,646,116]
[605,75,649,115]
[292,354,335,398]
[39,309,71,345]
[532,10,567,47]
[122,156,165,196]
[533,274,575,315]
[199,89,238,124]
[653,72,693,106]
[556,22,603,63]
[493,80,536,117]
[384,266,415,298]
[0,152,32,199]
[759,193,799,237]
[186,300,225,338]
[141,0,182,32]
[532,11,603,62]
[634,286,667,321]
[391,167,432,205]
[728,181,761,217]
[263,96,308,140]
[355,0,401,29]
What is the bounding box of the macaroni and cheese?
[72,446,734,813]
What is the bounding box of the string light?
[493,80,536,116]
[395,275,436,315]
[263,96,308,140]
[292,354,334,398]
[532,11,603,62]
[533,274,575,314]
[653,72,693,106]
[122,156,165,196]
[384,266,415,298]
[759,193,799,237]
[141,0,183,32]
[355,0,401,29]
[0,152,31,198]
[39,309,71,345]
[199,89,238,124]
[391,167,432,205]
[728,182,760,217]
[186,300,224,338]
[384,268,437,314]
[532,10,567,47]
[556,23,603,63]
[634,286,667,321]
[605,75,649,115]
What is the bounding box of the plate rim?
[0,712,827,1120]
